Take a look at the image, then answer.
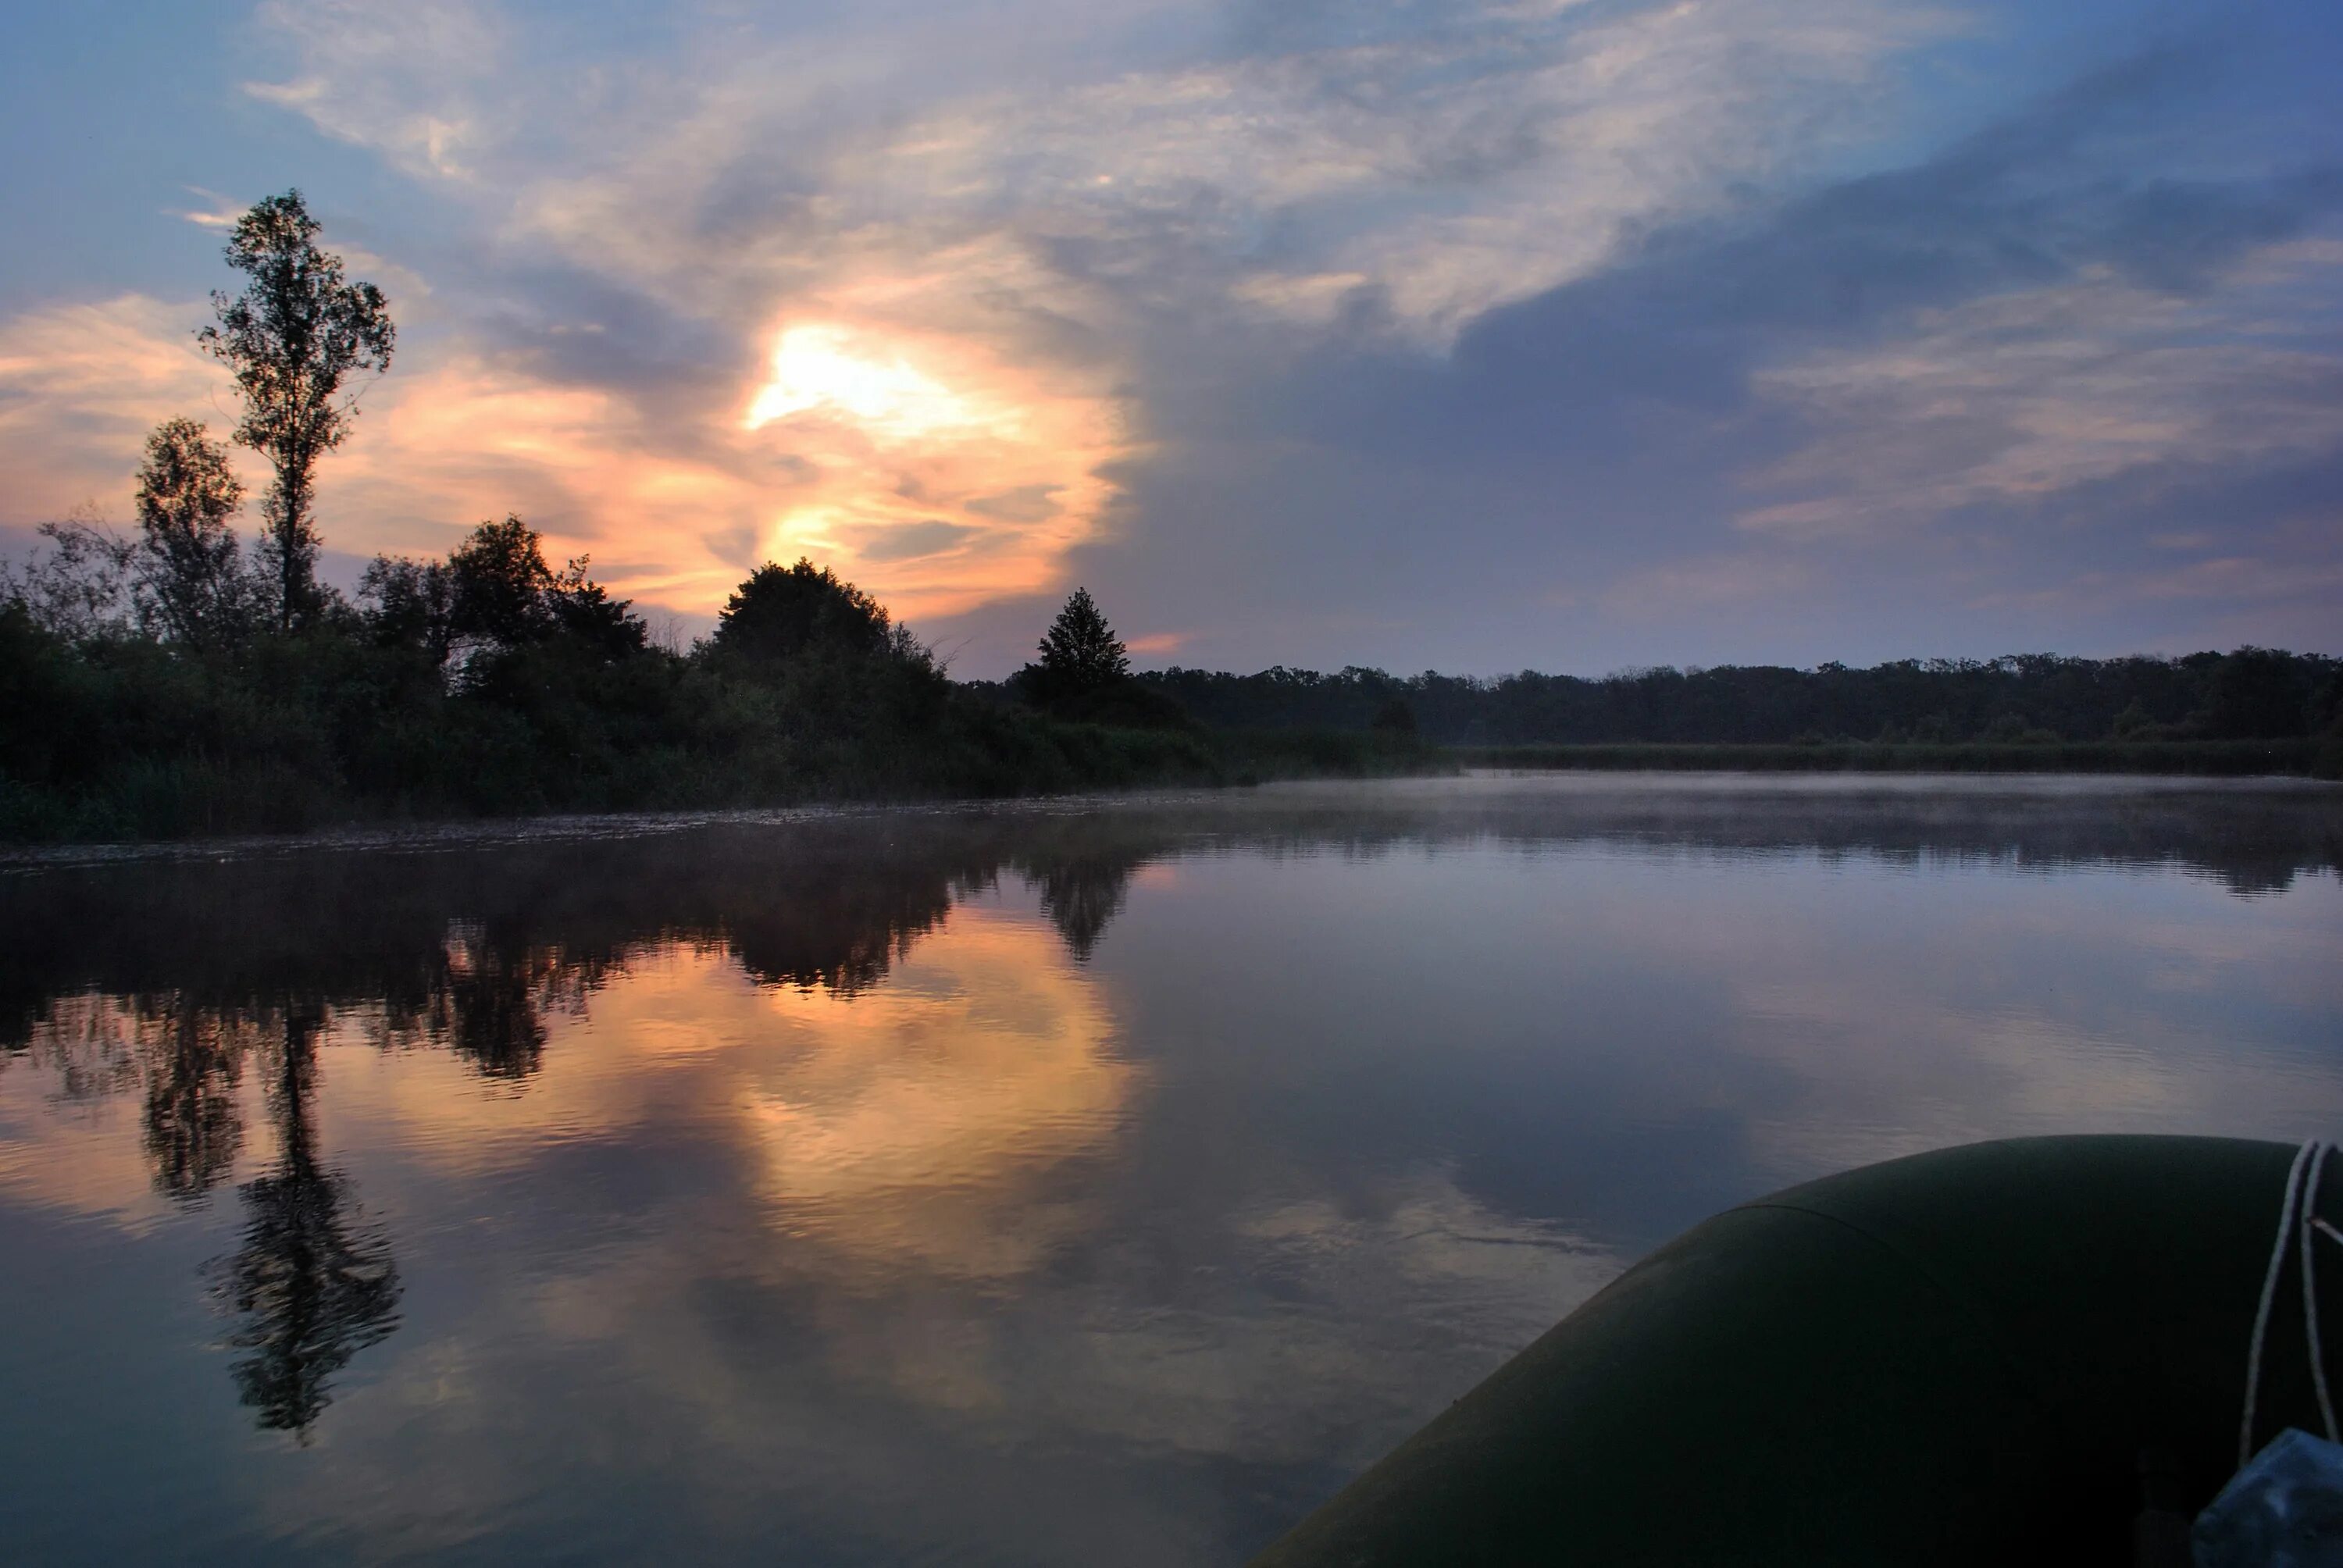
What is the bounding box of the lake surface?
[3,773,2340,1564]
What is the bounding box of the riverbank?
[1453,738,2337,776]
[19,729,2337,846]
[0,721,1443,845]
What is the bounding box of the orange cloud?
[0,295,249,523]
[0,290,1133,628]
[1123,631,1188,655]
[736,314,1130,617]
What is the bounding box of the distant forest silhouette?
[1134,652,2343,753]
[4,191,2338,842]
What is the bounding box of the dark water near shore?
[3,774,2339,1564]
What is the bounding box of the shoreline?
[1451,738,2331,775]
[6,764,2335,868]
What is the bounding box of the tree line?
[1139,651,2343,750]
[0,191,1233,839]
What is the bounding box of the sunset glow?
[746,325,993,441]
[1,0,2335,669]
[0,298,1135,629]
[735,313,1132,617]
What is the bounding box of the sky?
[2,0,2338,678]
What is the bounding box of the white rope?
[2241,1139,2320,1467]
[2306,1141,2339,1442]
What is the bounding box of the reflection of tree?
[444,953,549,1078]
[142,1002,246,1201]
[376,927,614,1080]
[1,992,142,1103]
[708,842,1000,995]
[1030,856,1136,962]
[216,1003,400,1438]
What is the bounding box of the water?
[2,773,2338,1563]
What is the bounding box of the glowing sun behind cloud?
[738,312,1132,618]
[747,325,991,441]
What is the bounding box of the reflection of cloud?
[1009,1167,1614,1466]
[323,907,1135,1284]
[1603,868,2343,1181]
[739,909,1134,1281]
[4,789,2339,1561]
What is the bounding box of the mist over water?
[2,774,2339,1563]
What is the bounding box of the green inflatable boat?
[1254,1135,2343,1566]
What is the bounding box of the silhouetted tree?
[547,574,650,657]
[133,418,250,647]
[367,515,643,668]
[1370,695,1418,736]
[1036,587,1129,693]
[0,508,136,642]
[199,191,394,631]
[1006,586,1188,724]
[216,1004,400,1438]
[2200,647,2308,739]
[357,554,456,666]
[448,515,562,648]
[706,558,897,667]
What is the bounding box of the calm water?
[3,774,2340,1563]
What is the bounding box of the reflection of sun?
[744,324,999,442]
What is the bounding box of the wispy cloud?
[243,0,504,180]
[0,296,241,522]
[1740,242,2343,535]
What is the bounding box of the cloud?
[979,35,2343,671]
[196,0,1960,643]
[1124,630,1189,655]
[1599,552,1815,618]
[0,296,244,523]
[243,0,504,180]
[841,519,981,563]
[1739,244,2343,536]
[9,2,2341,667]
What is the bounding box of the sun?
[744,324,986,442]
